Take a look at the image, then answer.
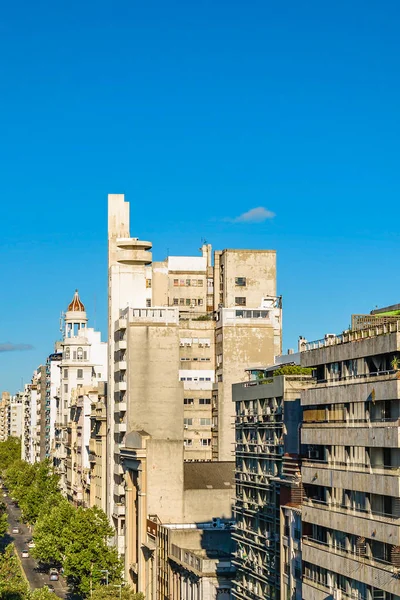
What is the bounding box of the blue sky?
[1,1,400,392]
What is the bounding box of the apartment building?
[22,382,37,462]
[53,291,107,504]
[0,392,11,441]
[88,382,107,511]
[300,310,400,600]
[107,193,281,593]
[232,364,313,600]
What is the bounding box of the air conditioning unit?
[184,425,188,430]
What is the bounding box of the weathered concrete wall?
[301,377,400,406]
[302,423,400,447]
[183,488,233,522]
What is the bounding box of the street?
[2,490,68,598]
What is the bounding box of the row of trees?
[0,438,143,599]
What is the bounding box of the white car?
[21,550,29,558]
[12,527,19,534]
[28,541,35,549]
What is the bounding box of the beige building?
[107,193,282,594]
[88,382,107,511]
[0,391,23,443]
[300,309,400,600]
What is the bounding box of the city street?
[2,490,68,598]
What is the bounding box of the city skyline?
[2,0,400,392]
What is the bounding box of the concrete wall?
[183,488,233,522]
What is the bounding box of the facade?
[53,291,107,506]
[22,383,37,462]
[88,382,107,511]
[0,391,23,442]
[300,313,400,600]
[232,366,313,600]
[107,193,282,574]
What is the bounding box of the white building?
[53,291,107,504]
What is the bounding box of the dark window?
[235,277,246,287]
[235,297,246,306]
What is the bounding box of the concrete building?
[0,391,23,442]
[107,193,281,595]
[53,291,107,505]
[232,364,313,600]
[88,382,107,511]
[22,383,37,462]
[300,310,400,600]
[0,392,11,441]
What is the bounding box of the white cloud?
[0,342,34,353]
[230,207,276,223]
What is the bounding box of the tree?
[92,586,145,600]
[32,497,74,565]
[0,501,8,538]
[0,438,21,474]
[62,506,123,596]
[30,587,58,600]
[0,544,29,599]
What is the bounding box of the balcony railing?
[303,536,397,573]
[304,320,400,352]
[303,458,400,476]
[303,496,400,525]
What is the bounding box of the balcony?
[114,462,124,475]
[302,537,400,595]
[301,374,400,406]
[116,361,127,372]
[114,422,127,434]
[303,498,400,545]
[302,460,400,497]
[114,402,127,413]
[302,420,400,448]
[115,339,127,351]
[115,381,127,393]
[115,483,125,497]
[113,503,125,517]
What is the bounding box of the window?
[235,297,246,306]
[64,384,68,393]
[205,377,211,381]
[184,398,194,405]
[184,418,193,426]
[198,279,203,286]
[199,398,211,405]
[173,298,179,306]
[199,298,203,306]
[200,418,211,426]
[185,298,191,306]
[186,279,191,286]
[200,439,211,446]
[173,279,179,286]
[146,279,152,288]
[77,369,83,379]
[192,279,197,287]
[146,299,151,307]
[235,277,247,287]
[65,347,70,359]
[63,369,68,379]
[179,298,184,306]
[77,347,83,360]
[184,439,193,447]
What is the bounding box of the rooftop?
[184,461,234,490]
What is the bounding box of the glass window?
[173,279,179,286]
[200,439,211,446]
[146,299,151,307]
[184,439,193,447]
[173,298,179,306]
[179,298,185,306]
[64,384,68,393]
[65,347,70,359]
[235,297,246,306]
[199,398,211,405]
[146,279,152,288]
[184,398,194,405]
[186,279,191,286]
[200,418,211,426]
[186,299,191,306]
[77,347,83,360]
[63,369,68,379]
[198,279,203,286]
[184,418,193,425]
[77,369,83,379]
[235,277,247,286]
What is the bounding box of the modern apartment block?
[53,291,107,505]
[107,193,281,593]
[232,364,313,600]
[22,383,37,462]
[300,309,400,600]
[0,391,23,442]
[0,392,11,441]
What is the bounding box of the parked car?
[12,527,19,534]
[44,584,55,592]
[49,568,59,581]
[27,540,35,548]
[3,493,7,498]
[21,550,29,558]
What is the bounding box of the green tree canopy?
[91,586,145,600]
[0,544,29,599]
[0,437,21,474]
[30,587,59,600]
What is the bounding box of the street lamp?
[100,569,109,586]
